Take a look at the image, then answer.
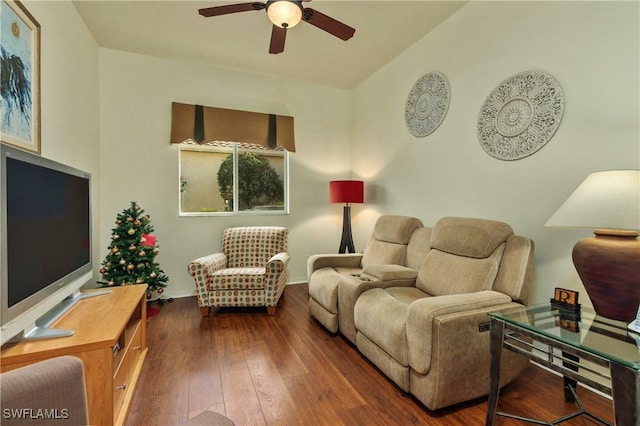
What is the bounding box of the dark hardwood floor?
[126,283,613,426]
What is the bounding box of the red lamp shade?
[329,180,364,204]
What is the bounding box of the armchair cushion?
[210,267,266,290]
[223,226,288,268]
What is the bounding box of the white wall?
[0,0,100,342]
[98,49,352,298]
[20,1,638,309]
[351,1,639,305]
[23,0,100,278]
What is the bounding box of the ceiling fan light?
[266,0,303,29]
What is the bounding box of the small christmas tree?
[98,201,168,298]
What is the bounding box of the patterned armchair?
[188,226,289,316]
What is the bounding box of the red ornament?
[141,234,157,247]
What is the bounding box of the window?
[179,142,288,216]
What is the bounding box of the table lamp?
[545,170,640,322]
[330,180,364,253]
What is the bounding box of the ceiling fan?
[198,0,356,54]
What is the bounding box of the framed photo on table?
[0,0,40,154]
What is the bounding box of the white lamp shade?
[545,170,640,231]
[267,1,303,29]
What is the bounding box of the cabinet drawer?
[113,353,131,420]
[128,321,143,366]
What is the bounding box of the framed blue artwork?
[1,0,40,154]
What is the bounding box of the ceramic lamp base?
[572,230,640,322]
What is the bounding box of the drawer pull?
[132,345,141,350]
[115,384,127,391]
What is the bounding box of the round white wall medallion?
[405,72,450,137]
[477,69,564,160]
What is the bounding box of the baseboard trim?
[160,281,307,300]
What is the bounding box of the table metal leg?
[610,362,639,426]
[486,319,504,426]
[562,351,579,403]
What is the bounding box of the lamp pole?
[339,203,355,253]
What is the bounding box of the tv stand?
[19,289,113,341]
[1,285,147,426]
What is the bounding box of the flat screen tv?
[1,144,96,344]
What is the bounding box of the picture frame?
[0,0,40,154]
[552,287,579,306]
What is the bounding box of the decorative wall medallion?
[405,72,450,137]
[477,69,564,160]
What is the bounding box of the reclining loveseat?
[308,215,534,410]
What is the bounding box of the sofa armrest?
[265,252,290,306]
[362,264,417,281]
[409,299,529,409]
[187,253,227,306]
[188,252,227,278]
[307,253,363,278]
[406,291,513,374]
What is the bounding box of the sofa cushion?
[361,240,407,267]
[492,235,534,302]
[406,227,432,271]
[363,264,417,281]
[308,267,347,313]
[360,216,423,267]
[429,217,513,259]
[416,244,505,296]
[372,215,424,244]
[355,287,427,366]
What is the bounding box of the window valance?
[170,102,296,152]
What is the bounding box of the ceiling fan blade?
[302,8,355,41]
[198,2,265,18]
[269,25,286,54]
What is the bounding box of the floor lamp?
[330,180,364,254]
[545,170,640,322]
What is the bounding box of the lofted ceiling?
[73,1,467,89]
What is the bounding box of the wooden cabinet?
[1,285,148,426]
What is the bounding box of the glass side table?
[486,304,640,425]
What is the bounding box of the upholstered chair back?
[222,226,288,268]
[1,356,89,425]
[491,234,534,304]
[361,215,423,267]
[415,217,515,296]
[405,227,432,271]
